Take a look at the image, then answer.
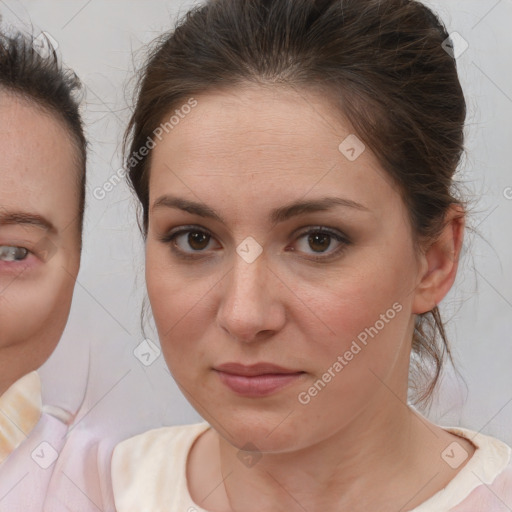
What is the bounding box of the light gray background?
[1,0,511,445]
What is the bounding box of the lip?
[214,362,305,397]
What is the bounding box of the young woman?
[112,0,512,510]
[0,31,85,510]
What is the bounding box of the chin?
[208,406,307,453]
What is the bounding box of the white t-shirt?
[111,422,512,512]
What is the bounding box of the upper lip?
[214,362,303,376]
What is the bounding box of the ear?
[412,204,465,315]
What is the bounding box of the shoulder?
[112,423,209,479]
[113,422,210,465]
[45,423,119,512]
[0,411,68,512]
[449,462,512,511]
[444,426,511,477]
[441,427,512,511]
[111,422,210,510]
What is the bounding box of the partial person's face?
[0,92,81,394]
[145,86,435,451]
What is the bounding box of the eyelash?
[159,225,351,262]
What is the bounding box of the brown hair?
[124,0,468,408]
[0,31,87,234]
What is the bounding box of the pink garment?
[449,464,512,511]
[0,412,67,512]
[44,425,116,512]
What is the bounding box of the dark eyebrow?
[152,195,370,228]
[0,210,57,233]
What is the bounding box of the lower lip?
[215,371,304,397]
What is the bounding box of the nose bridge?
[217,243,279,342]
[227,248,267,310]
[228,233,267,297]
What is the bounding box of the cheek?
[146,276,211,336]
[146,248,197,343]
[146,240,214,312]
[286,281,411,444]
[0,268,76,356]
[295,256,413,378]
[146,247,224,378]
[301,254,408,327]
[146,247,184,332]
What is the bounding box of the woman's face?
[0,92,81,390]
[146,86,427,451]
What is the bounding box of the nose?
[216,250,286,344]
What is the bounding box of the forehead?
[154,86,349,170]
[0,92,79,228]
[149,86,400,217]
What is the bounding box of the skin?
[146,85,475,512]
[0,91,81,397]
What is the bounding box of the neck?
[199,392,471,512]
[224,400,411,510]
[0,374,21,398]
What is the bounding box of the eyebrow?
[152,195,370,228]
[0,210,57,233]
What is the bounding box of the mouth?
[213,362,306,397]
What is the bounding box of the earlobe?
[412,204,465,315]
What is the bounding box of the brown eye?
[187,231,210,251]
[291,227,351,261]
[307,232,332,253]
[161,226,220,260]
